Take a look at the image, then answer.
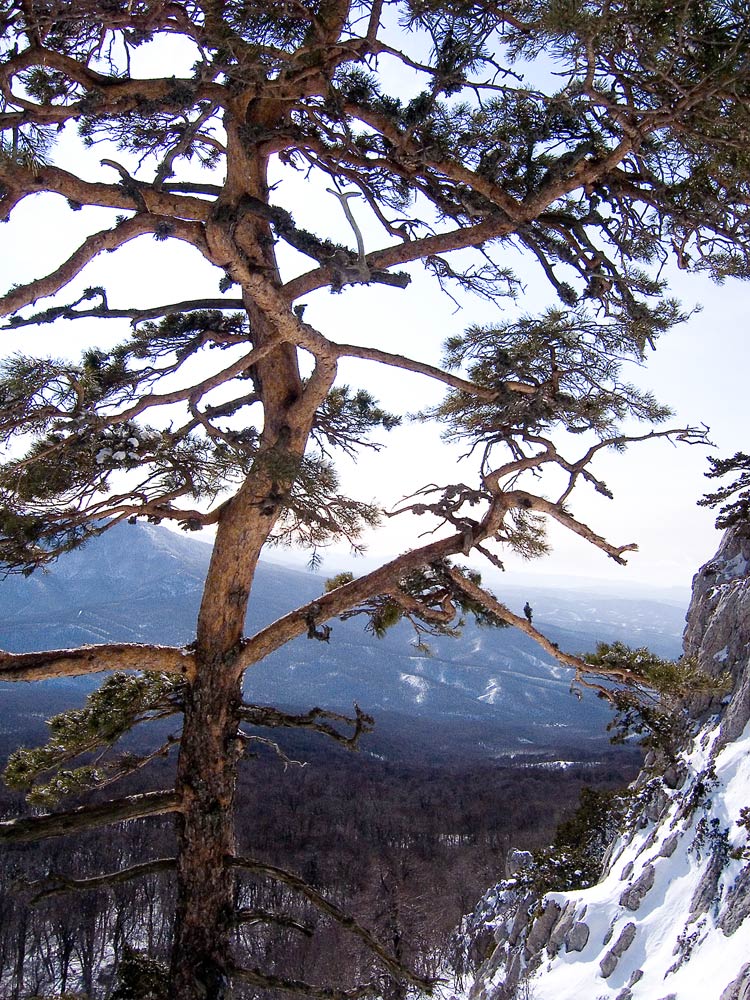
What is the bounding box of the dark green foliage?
[110,947,169,1000]
[584,641,730,756]
[699,451,750,528]
[80,105,221,170]
[350,591,410,640]
[324,571,356,591]
[432,307,674,448]
[730,805,750,861]
[0,308,267,570]
[605,691,690,758]
[415,303,684,563]
[500,508,552,560]
[0,507,96,576]
[21,66,75,103]
[512,786,630,894]
[0,293,402,567]
[680,762,719,819]
[3,672,183,806]
[265,451,382,553]
[585,641,719,693]
[690,815,731,866]
[313,386,401,458]
[554,786,623,855]
[0,122,56,171]
[338,560,509,641]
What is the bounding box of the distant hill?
[0,523,687,754]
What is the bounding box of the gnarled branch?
[0,643,193,682]
[5,297,245,329]
[239,532,470,668]
[508,490,638,565]
[20,858,177,904]
[229,855,434,990]
[234,909,314,936]
[229,966,379,1000]
[239,703,374,749]
[0,789,182,843]
[440,564,643,693]
[0,216,207,317]
[333,342,535,400]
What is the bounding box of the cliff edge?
[457,524,750,1000]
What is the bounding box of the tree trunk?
[168,110,330,995]
[169,383,308,997]
[170,651,243,998]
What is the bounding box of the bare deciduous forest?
[2,0,749,994]
[0,724,638,998]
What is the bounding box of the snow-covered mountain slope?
[0,522,685,745]
[457,525,750,1000]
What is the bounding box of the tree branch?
[20,858,177,905]
[0,216,207,317]
[4,297,245,329]
[234,909,314,936]
[333,342,536,400]
[0,161,212,222]
[229,856,433,990]
[239,532,470,668]
[0,790,181,844]
[0,643,193,682]
[229,966,379,1000]
[509,490,639,565]
[283,213,519,300]
[440,564,643,692]
[239,703,374,749]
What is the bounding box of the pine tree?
[699,452,750,527]
[1,2,749,996]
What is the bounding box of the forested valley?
[2,0,747,995]
[0,722,638,999]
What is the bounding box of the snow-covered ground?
[449,713,750,1000]
[457,525,750,1000]
[526,718,750,1000]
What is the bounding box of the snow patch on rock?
[449,526,750,1000]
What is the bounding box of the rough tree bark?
[0,2,749,997]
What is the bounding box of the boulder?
[720,963,750,1000]
[658,831,680,858]
[620,864,655,911]
[564,921,590,953]
[599,922,636,979]
[524,899,561,957]
[719,864,750,936]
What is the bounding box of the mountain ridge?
[0,522,687,750]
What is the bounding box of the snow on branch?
[0,643,192,682]
[0,789,182,844]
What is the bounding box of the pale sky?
[290,257,748,595]
[1,34,747,598]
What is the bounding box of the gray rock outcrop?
[461,524,750,1000]
[564,921,589,953]
[599,922,636,978]
[619,864,655,911]
[683,524,750,746]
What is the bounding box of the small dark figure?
[305,604,332,642]
[523,601,533,624]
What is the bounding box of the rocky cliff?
[455,524,750,1000]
